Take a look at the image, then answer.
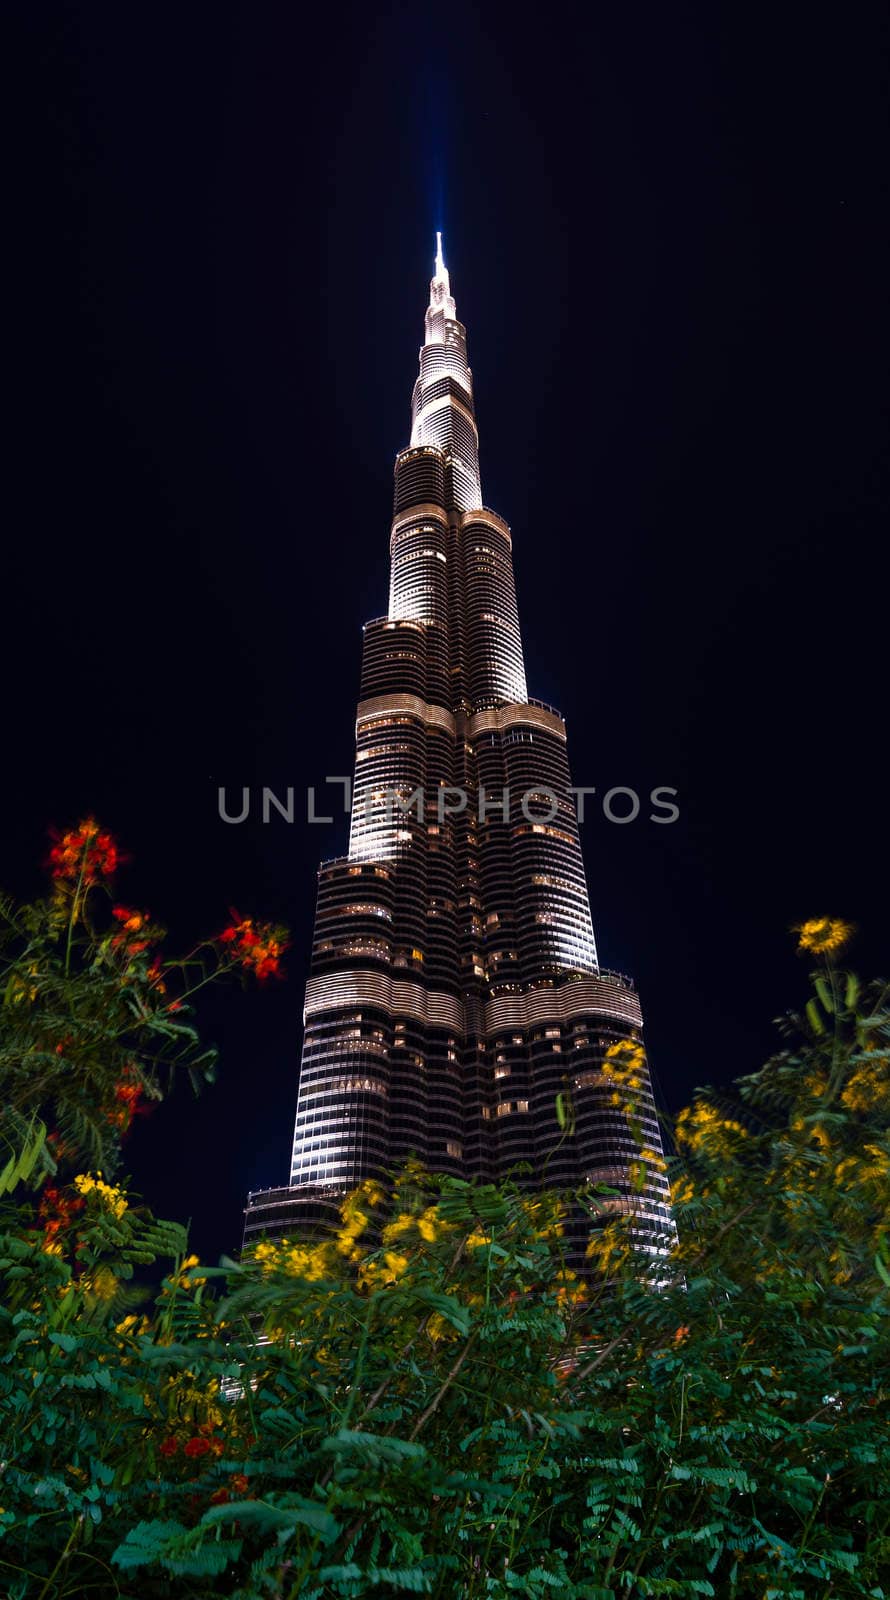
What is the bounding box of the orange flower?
[113,906,145,933]
[230,1473,250,1495]
[110,905,164,960]
[48,819,121,885]
[219,913,288,982]
[673,1325,691,1344]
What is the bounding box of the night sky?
[4,4,888,1263]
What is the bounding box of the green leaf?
[805,998,824,1035]
[201,1497,339,1538]
[111,1519,189,1570]
[814,977,834,1013]
[0,1114,47,1196]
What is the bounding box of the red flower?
[48,819,122,886]
[209,1487,230,1505]
[160,1436,179,1459]
[105,1075,149,1134]
[229,1473,250,1495]
[219,913,289,982]
[113,905,144,930]
[38,1185,85,1239]
[110,905,164,961]
[184,1437,212,1458]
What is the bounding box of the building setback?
[244,237,672,1255]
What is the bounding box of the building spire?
[427,230,455,324]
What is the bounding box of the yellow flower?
[416,1206,445,1244]
[841,1064,890,1114]
[585,1218,634,1274]
[73,1171,127,1219]
[115,1312,150,1335]
[426,1310,459,1342]
[382,1249,408,1281]
[803,1071,829,1098]
[675,1102,747,1157]
[554,1269,587,1307]
[282,1243,332,1281]
[465,1227,490,1250]
[795,917,854,957]
[179,1255,207,1288]
[335,1209,370,1256]
[381,1211,416,1246]
[86,1266,119,1301]
[670,1174,695,1206]
[790,1115,832,1150]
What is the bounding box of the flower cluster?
[48,819,120,885]
[160,1427,226,1463]
[675,1100,749,1161]
[251,1238,333,1283]
[333,1179,385,1260]
[795,917,854,957]
[382,1204,445,1249]
[73,1171,128,1219]
[105,1070,149,1133]
[208,1473,251,1506]
[219,915,288,981]
[110,905,163,958]
[37,1185,84,1249]
[357,1249,410,1291]
[842,1055,890,1114]
[601,1038,648,1118]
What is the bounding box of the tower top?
[427,230,454,321]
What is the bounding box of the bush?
[1,839,888,1597]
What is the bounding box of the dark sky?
[4,3,888,1262]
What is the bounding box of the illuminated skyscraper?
[244,237,671,1253]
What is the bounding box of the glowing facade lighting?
[243,238,673,1261]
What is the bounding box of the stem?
[796,1472,830,1560]
[36,1516,82,1600]
[63,860,87,979]
[408,1328,480,1441]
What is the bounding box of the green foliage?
[1,857,889,1596]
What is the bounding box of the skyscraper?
[244,236,672,1255]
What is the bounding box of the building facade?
[244,237,672,1254]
